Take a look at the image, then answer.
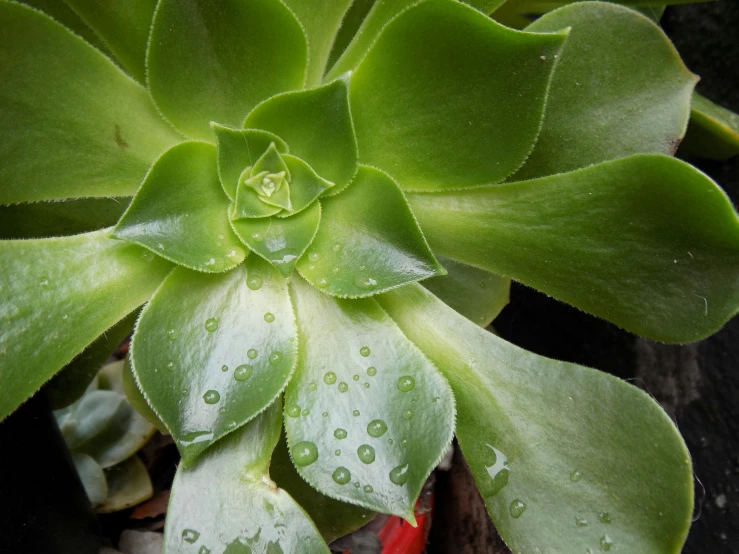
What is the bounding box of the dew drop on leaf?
[359,346,371,357]
[221,365,229,372]
[202,390,220,404]
[182,529,200,543]
[600,535,614,551]
[352,410,360,417]
[397,376,416,392]
[251,232,265,242]
[509,499,526,518]
[575,517,588,527]
[401,439,408,448]
[389,463,410,486]
[354,482,360,488]
[247,275,263,290]
[332,467,351,485]
[324,371,337,385]
[354,275,378,290]
[322,412,328,418]
[357,445,376,464]
[234,365,253,381]
[363,485,373,494]
[247,349,258,359]
[484,445,510,497]
[204,318,219,332]
[264,312,275,323]
[335,449,341,456]
[286,405,300,418]
[308,252,320,262]
[198,546,211,554]
[308,381,318,391]
[316,277,329,288]
[334,428,347,440]
[367,419,388,437]
[598,511,612,524]
[353,374,360,381]
[269,351,282,365]
[338,382,349,393]
[302,409,310,416]
[166,328,178,341]
[364,383,370,389]
[292,441,318,466]
[570,470,583,482]
[403,409,413,420]
[366,366,377,376]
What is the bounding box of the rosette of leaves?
[54,360,155,513]
[1,1,738,553]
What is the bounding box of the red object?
[375,493,434,554]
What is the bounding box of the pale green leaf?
[64,0,157,83]
[681,93,739,160]
[97,456,153,513]
[511,1,696,181]
[348,0,568,190]
[147,0,307,141]
[132,256,297,463]
[71,452,108,506]
[123,355,168,434]
[297,166,443,298]
[408,154,739,343]
[0,230,172,421]
[280,155,334,213]
[164,402,330,554]
[112,142,247,273]
[284,277,455,519]
[58,390,126,451]
[232,201,321,278]
[379,284,693,554]
[0,1,181,204]
[422,258,510,327]
[244,78,358,193]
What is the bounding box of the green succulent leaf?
[57,390,126,452]
[0,1,181,204]
[681,93,739,160]
[0,198,130,241]
[0,231,172,421]
[64,0,157,84]
[70,452,108,507]
[122,356,168,434]
[112,142,247,273]
[280,0,354,86]
[232,201,321,278]
[408,154,739,343]
[326,0,375,71]
[164,401,330,554]
[510,2,696,181]
[97,456,153,514]
[281,155,334,213]
[132,256,297,463]
[422,258,510,327]
[46,311,137,410]
[244,78,358,193]
[211,124,289,201]
[284,277,455,520]
[271,433,376,543]
[147,0,307,141]
[243,144,293,211]
[348,0,567,191]
[297,166,443,298]
[379,284,693,554]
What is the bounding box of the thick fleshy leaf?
[112,142,247,273]
[327,0,513,79]
[297,166,443,298]
[0,231,172,421]
[379,284,693,554]
[281,155,334,213]
[132,256,297,463]
[681,93,739,160]
[57,390,125,451]
[211,124,288,201]
[71,452,108,506]
[64,0,157,84]
[0,2,181,204]
[0,198,129,240]
[422,258,510,327]
[348,0,568,191]
[18,0,110,54]
[326,0,376,72]
[244,78,358,193]
[97,456,153,514]
[164,402,330,554]
[284,277,455,519]
[244,144,292,211]
[271,433,375,543]
[408,154,739,343]
[147,0,307,141]
[122,356,168,434]
[46,311,137,410]
[232,201,321,278]
[280,0,354,86]
[510,2,696,181]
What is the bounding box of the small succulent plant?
[1,1,738,553]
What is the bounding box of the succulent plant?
[1,1,738,553]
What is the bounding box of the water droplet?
[401,439,408,447]
[397,376,416,392]
[221,365,229,372]
[334,449,341,456]
[389,463,410,486]
[308,252,320,262]
[570,470,583,482]
[324,371,337,385]
[354,275,378,290]
[247,349,258,359]
[264,312,275,323]
[509,499,526,518]
[403,409,413,420]
[182,529,200,543]
[332,267,340,274]
[388,438,394,445]
[334,428,347,439]
[363,383,370,389]
[357,445,376,464]
[198,546,211,554]
[286,405,301,418]
[269,351,282,365]
[600,535,614,551]
[352,374,360,381]
[308,381,318,391]
[338,382,349,393]
[234,365,253,381]
[166,329,178,341]
[332,467,351,485]
[363,485,373,494]
[204,318,219,332]
[484,445,510,497]
[598,511,612,524]
[316,277,329,288]
[292,441,318,466]
[352,410,360,417]
[322,411,328,418]
[332,243,342,252]
[575,517,588,527]
[203,390,220,404]
[367,419,388,437]
[366,366,377,376]
[354,481,360,488]
[251,232,265,242]
[359,346,371,357]
[247,275,263,290]
[302,409,310,416]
